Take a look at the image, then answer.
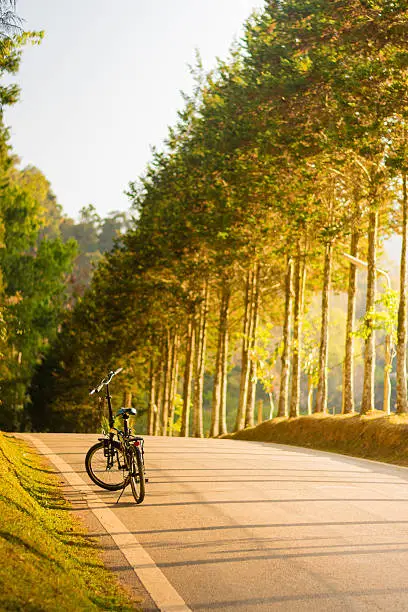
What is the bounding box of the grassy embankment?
[0,433,140,611]
[223,411,408,466]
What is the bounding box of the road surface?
[19,433,408,611]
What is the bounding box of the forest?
[2,1,408,437]
[0,7,131,430]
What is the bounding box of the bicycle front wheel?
[130,447,145,504]
[85,441,126,491]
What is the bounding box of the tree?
[0,1,21,39]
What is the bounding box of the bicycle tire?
[130,446,145,504]
[85,441,126,491]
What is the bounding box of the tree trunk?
[342,230,359,414]
[257,399,263,424]
[210,320,222,438]
[278,256,293,417]
[245,262,261,427]
[192,281,209,437]
[181,316,195,437]
[211,283,230,437]
[147,358,156,435]
[168,333,180,436]
[235,269,252,431]
[268,393,275,420]
[307,381,314,415]
[160,330,172,436]
[361,210,378,414]
[397,171,408,414]
[314,242,333,413]
[154,349,165,436]
[289,245,306,417]
[123,390,132,408]
[246,359,257,426]
[219,284,231,436]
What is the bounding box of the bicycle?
[85,368,146,504]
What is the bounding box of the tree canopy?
[7,1,408,436]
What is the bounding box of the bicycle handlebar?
[89,367,123,395]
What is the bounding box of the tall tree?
[277,256,293,417]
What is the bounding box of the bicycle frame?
[94,378,124,470]
[86,367,146,503]
[105,381,114,429]
[103,382,139,466]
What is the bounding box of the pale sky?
[5,0,266,220]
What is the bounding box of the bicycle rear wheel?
[85,441,126,491]
[130,447,145,504]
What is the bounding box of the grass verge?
[0,432,140,611]
[222,411,408,467]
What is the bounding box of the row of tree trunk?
[146,262,264,436]
[147,281,210,436]
[146,179,408,435]
[235,262,261,431]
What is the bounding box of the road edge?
[25,434,192,612]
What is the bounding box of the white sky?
[5,0,266,220]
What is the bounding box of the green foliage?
[29,0,408,430]
[355,288,398,342]
[170,393,183,435]
[0,31,43,106]
[0,23,135,430]
[250,324,281,396]
[0,162,78,429]
[0,30,80,429]
[301,316,320,387]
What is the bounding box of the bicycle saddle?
[115,407,137,417]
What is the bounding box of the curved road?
[20,434,408,611]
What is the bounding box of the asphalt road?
[20,433,408,611]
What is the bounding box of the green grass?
[222,411,408,467]
[0,433,140,611]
